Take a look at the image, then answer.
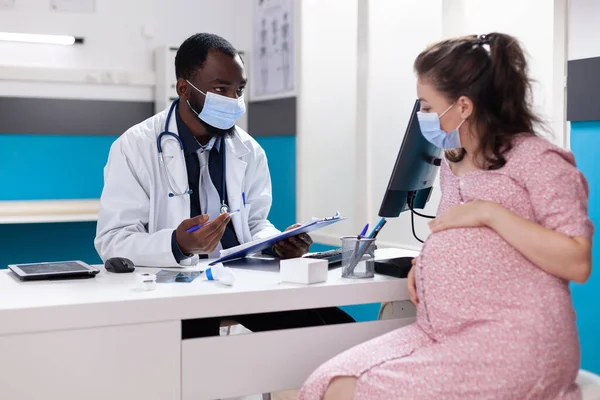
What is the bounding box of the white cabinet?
[0,321,181,400]
[181,319,412,399]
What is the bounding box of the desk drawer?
[182,317,414,400]
[0,321,181,400]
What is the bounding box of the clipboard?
[209,212,346,265]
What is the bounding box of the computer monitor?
[378,99,442,218]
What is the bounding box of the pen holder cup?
[341,236,376,279]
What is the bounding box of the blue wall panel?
[0,134,114,268]
[570,121,600,375]
[254,135,297,231]
[0,134,117,201]
[0,222,101,268]
[0,134,298,269]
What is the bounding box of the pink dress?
[298,136,594,399]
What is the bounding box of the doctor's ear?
[176,78,190,98]
[456,96,474,120]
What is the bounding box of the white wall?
[232,0,253,132]
[443,0,568,147]
[364,0,443,249]
[298,0,444,247]
[0,0,239,101]
[568,0,600,60]
[297,0,359,240]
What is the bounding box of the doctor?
[95,33,312,266]
[95,33,354,336]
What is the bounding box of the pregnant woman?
[298,33,594,399]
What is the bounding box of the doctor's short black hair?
[175,33,240,79]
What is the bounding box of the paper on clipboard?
[209,212,345,265]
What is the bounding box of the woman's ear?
[457,95,474,120]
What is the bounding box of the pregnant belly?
[417,227,535,334]
[416,227,580,373]
[417,227,575,337]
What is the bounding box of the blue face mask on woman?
[185,79,246,130]
[417,103,465,149]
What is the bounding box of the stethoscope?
[157,99,230,213]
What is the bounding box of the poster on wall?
[251,0,295,102]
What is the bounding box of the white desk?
[0,248,417,400]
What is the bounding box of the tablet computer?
[7,261,100,281]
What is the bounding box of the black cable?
[407,195,436,219]
[407,192,435,243]
[410,210,424,243]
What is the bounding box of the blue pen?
[359,223,369,238]
[186,209,241,233]
[354,219,386,259]
[349,223,369,267]
[348,219,386,274]
[242,192,246,208]
[367,218,387,239]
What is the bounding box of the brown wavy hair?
[414,33,542,170]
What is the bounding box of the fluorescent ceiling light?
[0,32,84,45]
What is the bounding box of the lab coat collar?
[227,128,251,159]
[226,132,248,244]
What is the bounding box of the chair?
[220,320,272,400]
[577,369,600,400]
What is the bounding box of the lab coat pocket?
[163,155,175,165]
[239,203,253,243]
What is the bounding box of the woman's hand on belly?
[429,200,493,233]
[430,199,592,283]
[408,258,418,305]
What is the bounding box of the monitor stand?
[374,256,414,278]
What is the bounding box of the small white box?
[280,258,328,284]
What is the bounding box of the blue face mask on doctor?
[417,103,465,149]
[185,79,246,130]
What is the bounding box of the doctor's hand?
[175,213,231,255]
[408,258,418,305]
[273,224,313,259]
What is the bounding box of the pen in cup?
[359,224,369,238]
[347,218,387,274]
[348,223,369,267]
[186,209,240,233]
[367,218,387,240]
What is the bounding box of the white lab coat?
[94,107,280,267]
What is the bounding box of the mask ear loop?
[186,79,207,97]
[186,99,200,116]
[185,79,206,116]
[439,103,455,119]
[442,102,467,133]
